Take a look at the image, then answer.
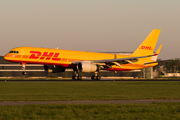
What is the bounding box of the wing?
[93,55,152,63]
[71,55,154,69]
[94,55,154,69]
[71,44,162,69]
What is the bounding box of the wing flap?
[92,55,152,63]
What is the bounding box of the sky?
[0,0,180,60]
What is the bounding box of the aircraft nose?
[4,54,9,60]
[4,54,12,61]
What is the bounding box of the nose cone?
[4,48,21,62]
[4,53,15,61]
[4,54,10,61]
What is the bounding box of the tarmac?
[1,79,180,82]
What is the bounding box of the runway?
[0,100,180,105]
[1,79,180,82]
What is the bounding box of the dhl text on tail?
[4,29,162,80]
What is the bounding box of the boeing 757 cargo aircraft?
[4,29,162,80]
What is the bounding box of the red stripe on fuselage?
[5,59,74,68]
[106,68,133,71]
[22,55,29,58]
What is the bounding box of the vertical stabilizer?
[132,29,161,56]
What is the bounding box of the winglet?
[151,44,163,61]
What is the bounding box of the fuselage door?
[21,49,25,55]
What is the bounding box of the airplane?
[4,29,162,80]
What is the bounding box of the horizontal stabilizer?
[151,44,163,61]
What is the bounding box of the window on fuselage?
[9,51,19,54]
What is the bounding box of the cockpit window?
[9,51,19,54]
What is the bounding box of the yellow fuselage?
[4,47,157,71]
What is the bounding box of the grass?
[1,81,180,101]
[1,81,180,119]
[1,103,180,119]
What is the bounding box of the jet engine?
[44,65,66,73]
[77,62,98,72]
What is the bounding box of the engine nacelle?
[77,62,98,72]
[44,65,66,73]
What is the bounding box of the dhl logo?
[139,46,153,50]
[29,51,61,61]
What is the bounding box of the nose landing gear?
[22,63,26,75]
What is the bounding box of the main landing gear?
[72,70,82,80]
[91,72,101,80]
[72,70,101,80]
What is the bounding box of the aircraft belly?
[107,64,147,71]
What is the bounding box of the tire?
[75,76,78,80]
[78,76,82,80]
[94,76,98,80]
[22,71,26,75]
[72,76,76,80]
[91,76,94,80]
[97,76,101,80]
[94,76,101,80]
